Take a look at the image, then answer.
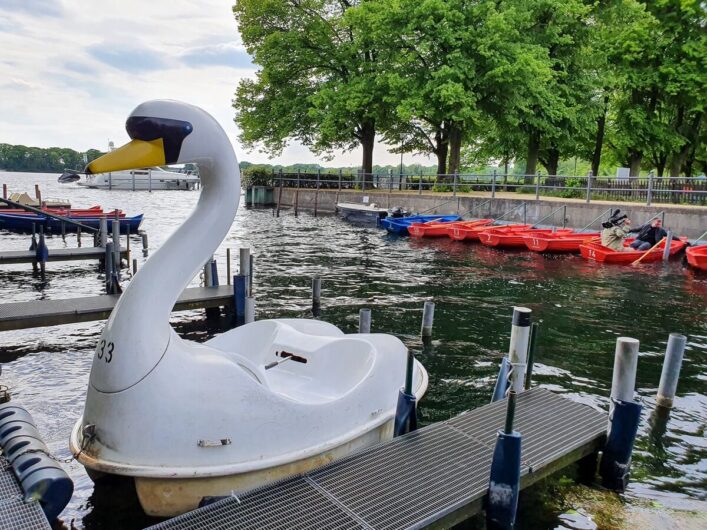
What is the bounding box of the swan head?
[85,100,227,174]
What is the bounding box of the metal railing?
[247,170,707,206]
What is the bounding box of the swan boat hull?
[74,411,409,517]
[70,318,429,517]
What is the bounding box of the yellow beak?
[86,139,166,174]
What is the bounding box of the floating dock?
[148,387,607,530]
[0,247,128,265]
[0,457,51,530]
[0,286,234,332]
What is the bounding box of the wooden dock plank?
[147,388,607,530]
[0,286,234,332]
[0,247,128,264]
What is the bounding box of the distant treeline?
[0,144,105,173]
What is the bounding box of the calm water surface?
[0,172,705,528]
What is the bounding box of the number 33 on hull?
[69,101,428,517]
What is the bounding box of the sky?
[0,0,433,167]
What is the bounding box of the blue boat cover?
[381,214,461,234]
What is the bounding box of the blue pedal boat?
[0,212,144,234]
[381,214,461,235]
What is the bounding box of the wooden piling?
[508,307,532,393]
[104,242,114,293]
[314,169,320,217]
[245,297,255,323]
[34,184,41,204]
[610,337,639,411]
[239,248,251,293]
[421,301,435,339]
[662,231,673,262]
[295,170,300,217]
[656,333,686,408]
[99,217,108,248]
[359,309,371,334]
[276,170,283,217]
[77,226,82,247]
[132,258,138,274]
[2,184,6,199]
[112,214,121,276]
[312,276,321,316]
[226,248,231,285]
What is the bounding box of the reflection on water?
[0,172,705,528]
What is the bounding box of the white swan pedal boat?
[69,100,428,517]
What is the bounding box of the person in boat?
[627,217,667,251]
[600,210,632,251]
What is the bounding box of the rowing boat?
[448,223,531,242]
[0,212,143,234]
[579,238,686,264]
[479,228,573,248]
[523,231,601,253]
[381,215,461,235]
[686,245,707,271]
[408,219,493,238]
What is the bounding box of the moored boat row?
[381,212,703,268]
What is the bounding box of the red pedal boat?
[479,228,573,248]
[579,238,686,264]
[523,231,601,253]
[448,223,531,242]
[409,218,492,238]
[686,245,707,271]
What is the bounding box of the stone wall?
[272,189,707,238]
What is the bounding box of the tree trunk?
[668,111,702,178]
[434,129,449,176]
[447,123,462,178]
[525,132,540,182]
[656,157,666,177]
[541,147,560,176]
[628,150,642,177]
[360,119,375,180]
[591,96,608,176]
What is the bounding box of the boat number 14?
[97,340,114,363]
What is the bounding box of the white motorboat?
[78,165,199,190]
[336,201,389,224]
[69,100,428,517]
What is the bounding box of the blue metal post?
[210,259,219,287]
[36,226,49,275]
[487,391,521,529]
[234,275,247,327]
[599,399,642,491]
[394,351,418,436]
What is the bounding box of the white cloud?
[0,1,433,167]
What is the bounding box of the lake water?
[0,172,705,528]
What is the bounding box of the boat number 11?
[97,340,114,363]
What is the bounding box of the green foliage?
[233,0,705,178]
[0,144,104,173]
[241,165,273,188]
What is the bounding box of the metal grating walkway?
[0,457,51,530]
[0,285,234,331]
[148,388,607,530]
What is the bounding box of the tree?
[233,0,392,178]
